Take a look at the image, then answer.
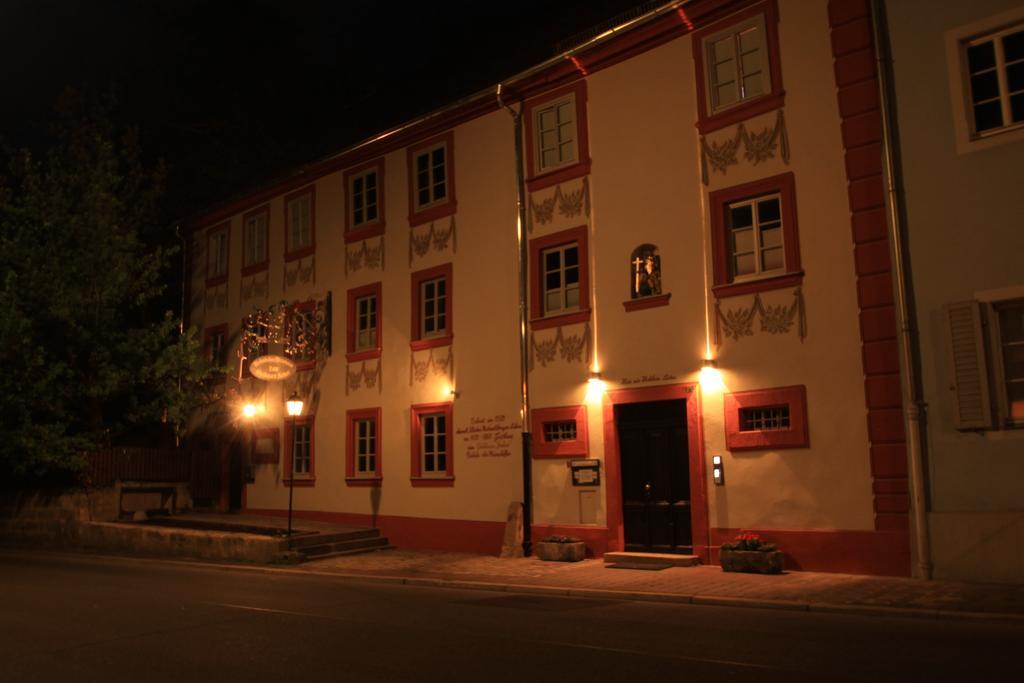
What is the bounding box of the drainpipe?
[871,0,932,579]
[496,83,533,557]
[175,223,187,448]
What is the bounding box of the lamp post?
[285,391,304,539]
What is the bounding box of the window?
[346,408,382,485]
[344,159,385,242]
[945,298,1024,429]
[623,243,671,312]
[531,405,588,458]
[692,0,784,134]
[285,415,315,485]
[524,81,591,191]
[206,223,229,287]
[410,264,453,350]
[346,282,382,361]
[241,206,269,275]
[709,172,801,297]
[529,226,590,330]
[284,186,315,260]
[964,24,1024,136]
[411,402,454,485]
[203,324,229,373]
[407,131,456,226]
[250,428,280,465]
[724,385,808,450]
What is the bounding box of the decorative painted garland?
[715,287,806,344]
[345,359,382,395]
[283,253,315,290]
[345,236,385,275]
[409,216,457,265]
[240,270,269,304]
[700,109,790,184]
[409,346,454,384]
[529,321,592,370]
[528,177,591,232]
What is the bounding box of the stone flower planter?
[720,549,784,574]
[535,540,586,562]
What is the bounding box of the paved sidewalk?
[289,548,1024,622]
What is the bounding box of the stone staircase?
[283,527,393,562]
[603,551,700,571]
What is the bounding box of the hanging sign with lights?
[239,295,332,381]
[249,355,297,381]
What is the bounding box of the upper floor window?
[206,223,229,287]
[242,206,269,275]
[346,282,382,361]
[528,225,590,329]
[203,324,228,370]
[407,132,457,226]
[709,172,802,298]
[964,24,1024,136]
[410,264,453,350]
[284,186,315,260]
[692,0,784,134]
[345,159,385,242]
[524,81,591,191]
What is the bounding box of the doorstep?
[604,552,700,570]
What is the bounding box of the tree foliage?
[0,94,216,485]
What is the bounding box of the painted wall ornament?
[410,346,454,384]
[283,253,316,290]
[715,288,806,344]
[240,270,269,304]
[345,236,385,275]
[700,109,790,184]
[409,216,457,265]
[529,322,592,369]
[630,244,662,299]
[346,359,382,394]
[528,177,591,232]
[204,283,228,310]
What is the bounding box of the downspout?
[175,223,187,448]
[871,0,932,579]
[496,82,533,557]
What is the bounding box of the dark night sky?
[1,0,649,219]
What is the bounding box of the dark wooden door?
[617,399,692,553]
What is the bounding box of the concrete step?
[304,544,396,561]
[300,535,390,557]
[284,528,379,550]
[603,552,700,568]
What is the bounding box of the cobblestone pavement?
[294,549,1024,618]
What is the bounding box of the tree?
[0,93,217,486]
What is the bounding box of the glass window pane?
[541,149,558,168]
[365,172,376,189]
[734,253,755,276]
[1012,93,1024,123]
[970,71,1001,103]
[757,198,781,224]
[557,101,574,125]
[967,41,996,73]
[714,60,736,86]
[436,279,445,296]
[729,204,753,228]
[974,100,1004,132]
[564,246,578,267]
[432,148,445,166]
[999,304,1024,343]
[761,247,784,271]
[741,47,761,74]
[546,291,561,311]
[742,72,763,98]
[710,36,735,65]
[539,108,555,131]
[559,140,575,162]
[418,187,430,206]
[761,226,782,248]
[1004,30,1024,62]
[546,272,561,290]
[434,181,446,200]
[1007,62,1024,93]
[739,26,761,54]
[732,227,754,254]
[545,251,560,270]
[565,265,579,285]
[432,162,445,184]
[436,453,446,472]
[565,286,579,309]
[417,153,428,173]
[540,129,557,149]
[1003,346,1024,379]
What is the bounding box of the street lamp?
[285,391,304,539]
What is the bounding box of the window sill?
[713,272,803,299]
[345,224,385,244]
[410,476,455,487]
[697,92,785,135]
[346,348,381,362]
[205,274,228,288]
[623,293,671,312]
[410,334,453,352]
[409,199,457,228]
[284,245,316,262]
[530,309,591,330]
[526,159,592,193]
[283,478,315,487]
[345,476,382,487]
[241,261,269,277]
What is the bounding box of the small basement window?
[739,405,790,432]
[543,420,578,442]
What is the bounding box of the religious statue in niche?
[630,244,662,299]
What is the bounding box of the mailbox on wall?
[569,459,601,487]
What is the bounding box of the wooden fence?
[82,448,219,502]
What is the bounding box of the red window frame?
[346,282,383,361]
[410,401,454,487]
[410,263,453,351]
[289,300,318,372]
[407,131,457,227]
[241,204,270,276]
[529,225,590,330]
[205,222,230,288]
[531,405,588,458]
[346,407,382,486]
[344,158,386,243]
[709,171,802,298]
[692,0,785,134]
[724,385,809,450]
[283,185,316,262]
[524,80,592,192]
[250,427,280,465]
[284,414,315,486]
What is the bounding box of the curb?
[5,547,1023,623]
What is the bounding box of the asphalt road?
[0,550,1018,682]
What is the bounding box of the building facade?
[187,0,916,575]
[883,0,1024,583]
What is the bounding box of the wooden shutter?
[944,301,992,429]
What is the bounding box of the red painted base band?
[710,527,910,576]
